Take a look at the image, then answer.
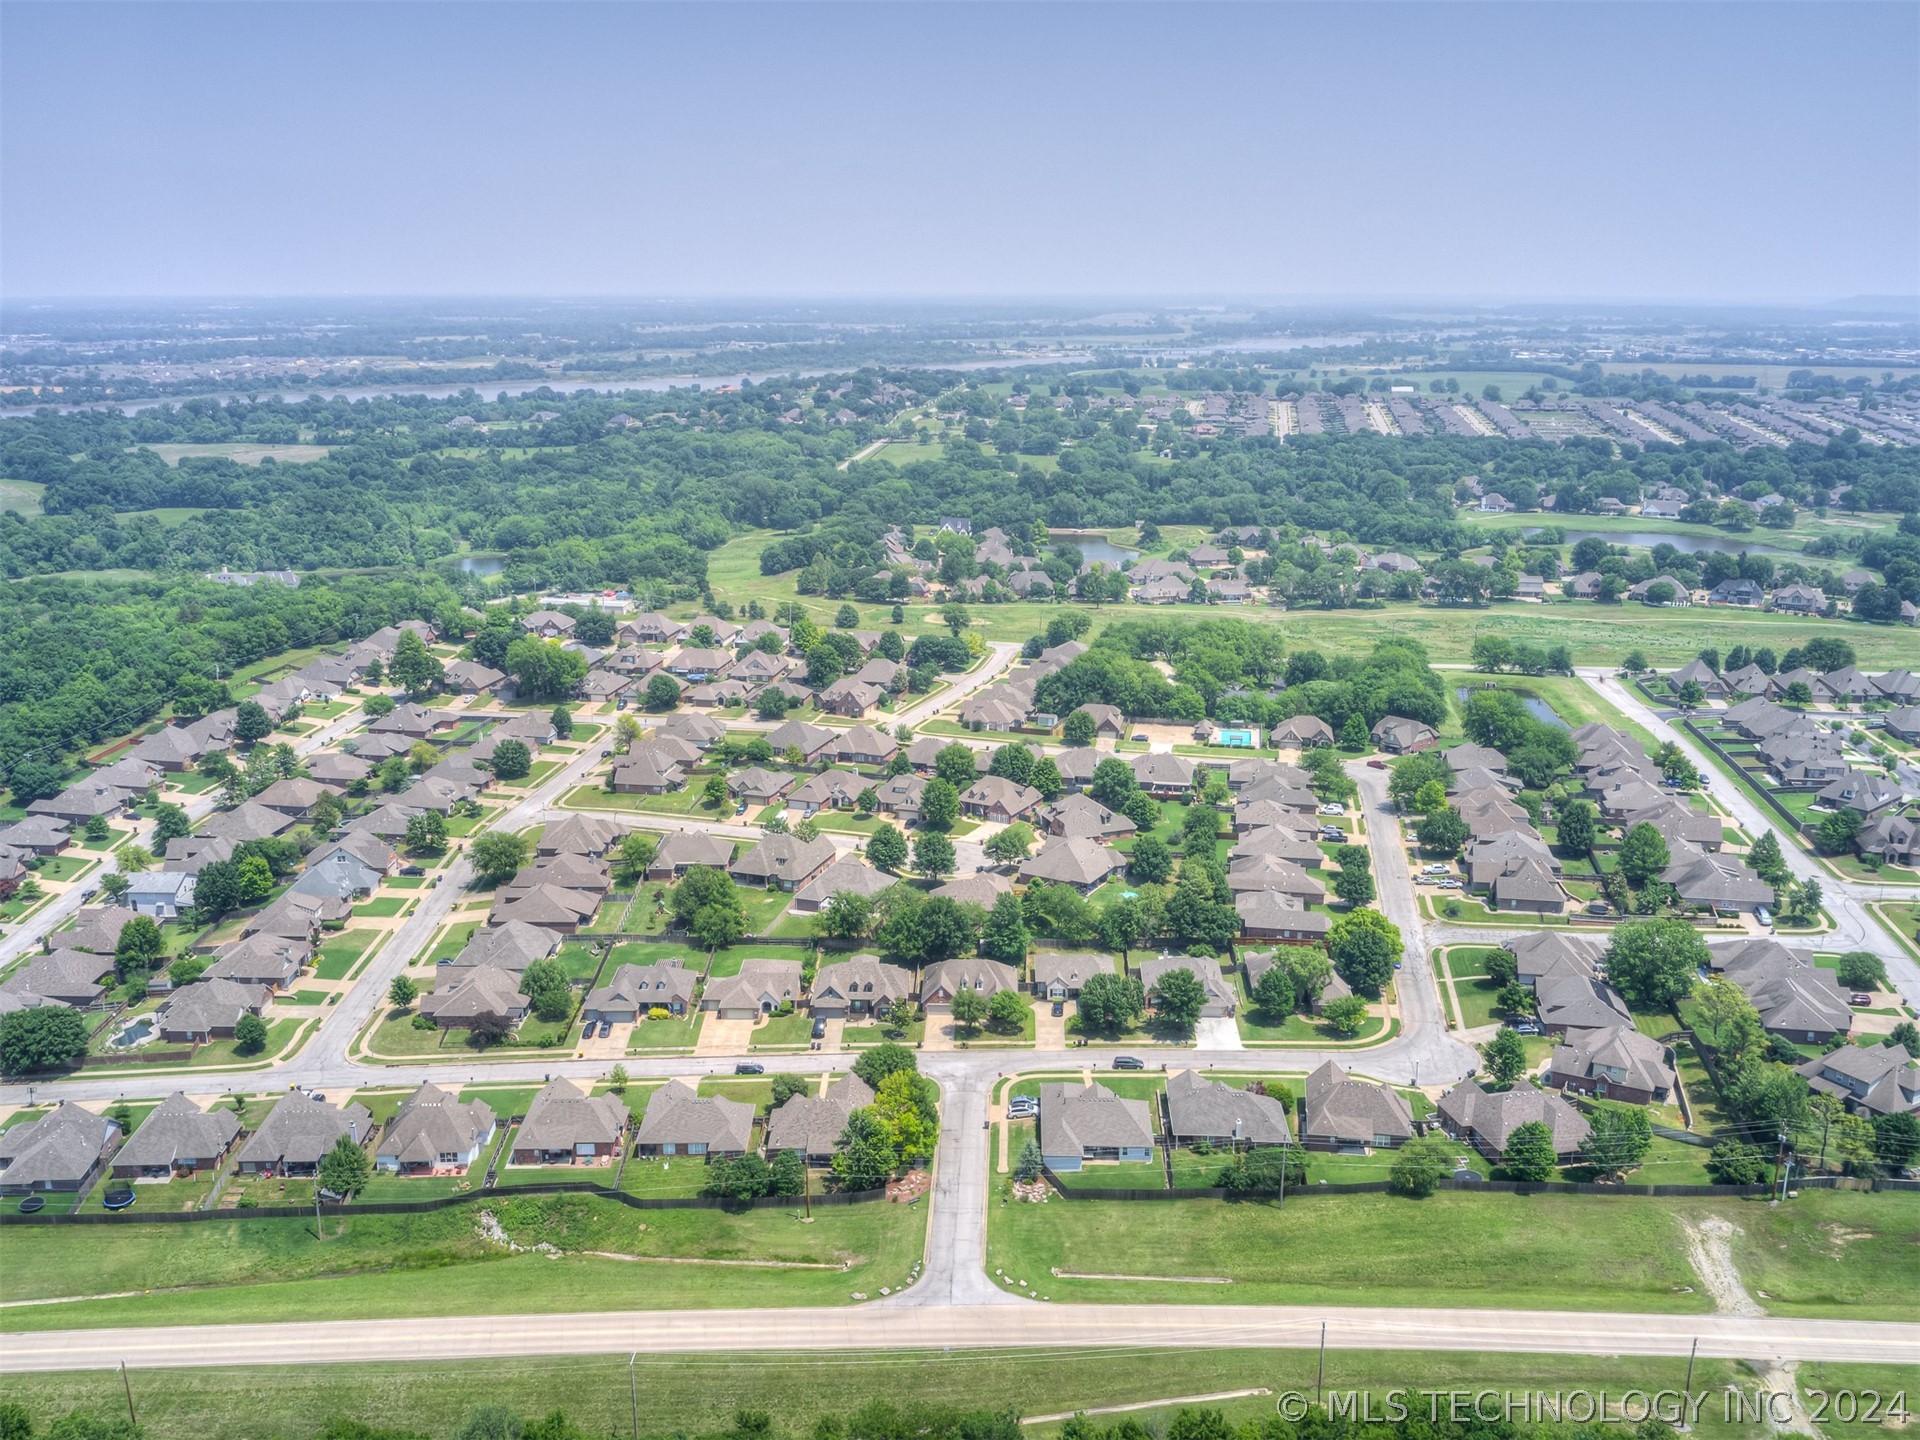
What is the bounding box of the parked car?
[600,1020,615,1038]
[1318,804,1345,816]
[1756,906,1774,927]
[1112,1055,1144,1070]
[1849,992,1874,1007]
[1051,1001,1064,1017]
[1422,864,1450,876]
[1437,879,1463,889]
[1511,1022,1541,1036]
[811,1017,827,1039]
[1367,759,1387,770]
[734,1062,764,1075]
[1131,733,1148,743]
[399,865,424,877]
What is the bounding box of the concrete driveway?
[695,1015,756,1054]
[1195,1014,1243,1050]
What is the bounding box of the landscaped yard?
[626,1013,703,1050]
[352,896,410,919]
[314,929,380,980]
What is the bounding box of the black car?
[399,865,425,877]
[735,1062,765,1075]
[1051,1001,1064,1017]
[811,1017,827,1040]
[1112,1055,1144,1070]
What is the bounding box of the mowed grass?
[136,442,333,466]
[0,1191,927,1331]
[0,1350,1781,1440]
[0,476,47,516]
[701,531,1920,665]
[986,1188,1919,1318]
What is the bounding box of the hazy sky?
[3,2,1915,302]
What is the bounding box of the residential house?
[538,814,621,858]
[1707,579,1766,608]
[766,720,841,764]
[1043,793,1135,844]
[729,833,836,891]
[1857,812,1917,868]
[1037,1081,1156,1172]
[1771,583,1828,614]
[1136,954,1236,1018]
[0,1103,121,1194]
[123,870,196,920]
[1072,705,1127,740]
[809,955,913,1018]
[236,1094,373,1176]
[1301,1060,1414,1153]
[419,966,530,1032]
[1796,1046,1920,1119]
[1370,716,1438,753]
[1164,1069,1290,1148]
[1019,836,1123,893]
[1268,717,1336,752]
[1031,952,1116,1001]
[633,1079,753,1160]
[487,883,598,933]
[920,955,1020,1011]
[443,660,506,695]
[1129,752,1195,797]
[787,769,865,815]
[960,775,1042,823]
[1709,938,1852,1042]
[1534,972,1633,1036]
[203,935,311,991]
[701,959,803,1019]
[1235,889,1333,943]
[520,610,577,639]
[110,1093,240,1179]
[832,724,899,767]
[730,767,796,807]
[439,921,558,977]
[874,771,928,825]
[1660,847,1774,914]
[1815,772,1905,817]
[1436,1078,1590,1162]
[792,859,894,914]
[1545,1027,1676,1106]
[510,1078,628,1166]
[375,1085,496,1175]
[0,950,110,1009]
[582,960,696,1023]
[155,978,269,1043]
[817,680,882,718]
[647,830,734,880]
[292,835,396,903]
[767,1074,876,1166]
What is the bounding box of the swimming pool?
[1215,729,1257,747]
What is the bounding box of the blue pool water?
[1216,729,1257,747]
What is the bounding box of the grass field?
[700,531,1920,666]
[0,1349,1794,1440]
[0,476,48,515]
[986,1188,1918,1318]
[0,1190,927,1331]
[136,442,333,466]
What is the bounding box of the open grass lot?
[136,441,333,466]
[0,1350,1787,1440]
[702,530,1920,666]
[0,476,47,515]
[987,1188,1919,1318]
[0,1190,928,1331]
[314,927,380,979]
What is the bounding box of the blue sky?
[2,2,1914,302]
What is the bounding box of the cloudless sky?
[2,1,1915,302]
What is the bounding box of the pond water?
[1456,687,1568,730]
[1049,530,1139,568]
[456,554,505,576]
[1528,527,1794,557]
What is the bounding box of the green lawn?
[994,1188,1918,1317]
[352,896,410,918]
[0,1191,928,1330]
[0,1349,1779,1440]
[314,928,380,979]
[626,1013,703,1050]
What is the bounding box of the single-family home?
[701,959,803,1019]
[0,1103,121,1194]
[1301,1060,1414,1152]
[810,955,913,1018]
[1037,1081,1157,1172]
[375,1085,496,1175]
[1164,1069,1290,1148]
[509,1078,627,1166]
[1435,1078,1590,1163]
[1544,1026,1676,1106]
[766,1073,875,1167]
[110,1093,240,1179]
[236,1094,373,1176]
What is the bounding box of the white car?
[1318,804,1345,816]
[1422,864,1450,876]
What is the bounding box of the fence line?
[1040,1171,1777,1200]
[0,1180,886,1226]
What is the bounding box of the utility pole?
[1315,1321,1327,1408]
[120,1361,137,1425]
[1815,1106,1832,1173]
[1683,1336,1699,1397]
[629,1351,640,1440]
[803,1155,812,1220]
[1775,1132,1792,1201]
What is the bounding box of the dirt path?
[1679,1214,1762,1316]
[1024,1389,1270,1424]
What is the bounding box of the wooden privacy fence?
[0,1180,885,1226]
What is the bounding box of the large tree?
[1076,972,1144,1033]
[470,831,530,885]
[1617,823,1671,886]
[1326,908,1400,997]
[1501,1120,1557,1181]
[318,1133,372,1197]
[1603,919,1709,1008]
[866,823,909,872]
[1585,1105,1652,1179]
[505,637,588,702]
[0,1007,88,1075]
[1149,966,1206,1029]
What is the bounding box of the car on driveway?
[1318,803,1345,816]
[1437,878,1463,889]
[1051,1001,1064,1017]
[1366,759,1387,770]
[1422,864,1450,876]
[811,1017,827,1039]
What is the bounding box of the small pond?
[1049,530,1138,569]
[1456,687,1568,730]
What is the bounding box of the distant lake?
[1457,686,1568,729]
[1050,530,1139,568]
[1528,527,1794,557]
